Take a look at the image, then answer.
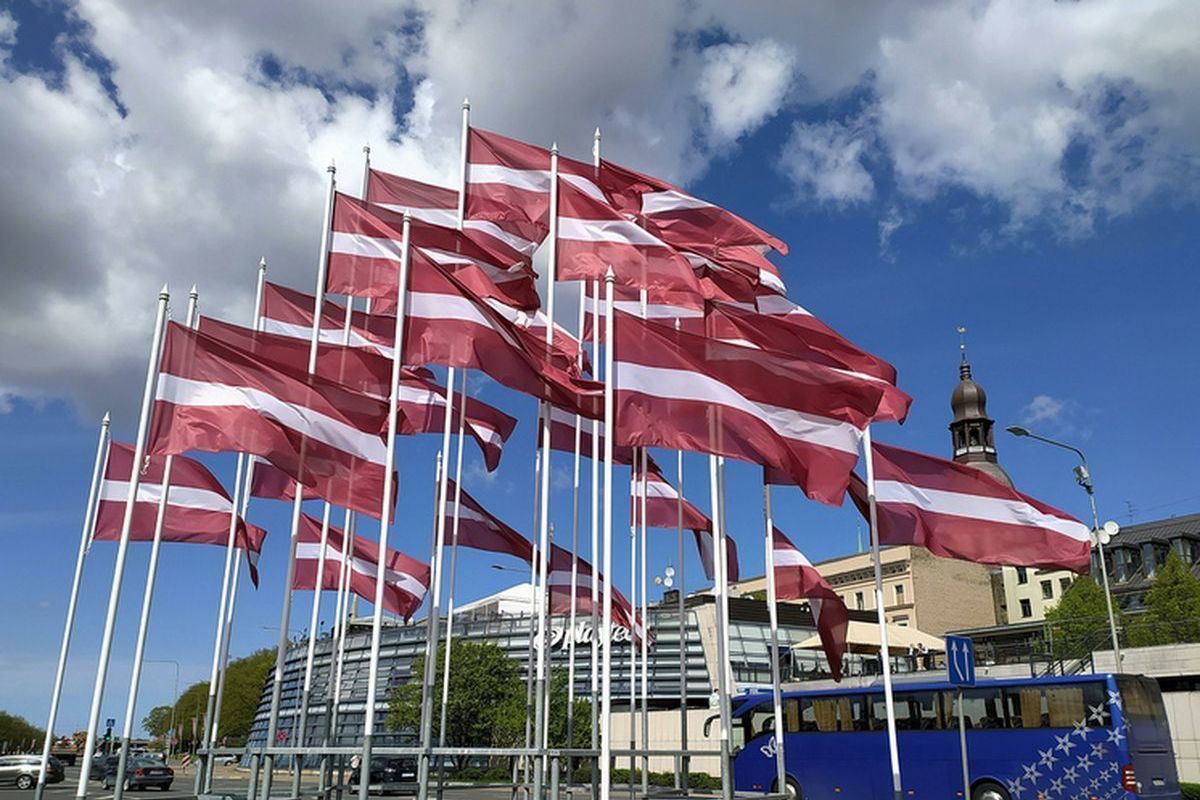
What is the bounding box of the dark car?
[101,756,174,791]
[349,756,418,795]
[91,754,119,781]
[0,755,64,790]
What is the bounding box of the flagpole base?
[357,733,374,800]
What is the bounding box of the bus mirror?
[702,714,718,738]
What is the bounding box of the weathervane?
[957,325,968,363]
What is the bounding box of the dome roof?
[951,362,988,422]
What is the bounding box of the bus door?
[1114,676,1180,797]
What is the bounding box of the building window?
[855,592,865,611]
[1016,567,1028,585]
[893,615,909,627]
[894,584,906,605]
[1041,580,1053,600]
[1019,599,1032,618]
[1059,577,1071,594]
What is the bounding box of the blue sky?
[1,1,1198,737]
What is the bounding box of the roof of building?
[1106,512,1200,548]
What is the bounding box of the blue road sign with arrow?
[945,635,976,686]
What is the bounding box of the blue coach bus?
[727,673,1180,799]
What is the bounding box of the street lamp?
[145,660,179,759]
[1005,425,1122,664]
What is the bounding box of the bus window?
[812,698,840,732]
[746,705,777,741]
[874,694,918,731]
[910,692,942,730]
[1047,685,1086,727]
[950,687,1006,729]
[1003,687,1048,729]
[798,697,819,732]
[843,695,871,732]
[784,697,801,733]
[1116,676,1168,727]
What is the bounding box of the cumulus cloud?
[0,0,1197,416]
[1021,394,1066,426]
[695,39,796,145]
[780,113,876,205]
[1019,394,1092,440]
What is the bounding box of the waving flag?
[148,322,392,519]
[849,442,1092,572]
[293,513,429,621]
[556,179,705,303]
[327,193,540,313]
[443,480,533,563]
[366,167,536,265]
[582,282,703,343]
[614,311,882,504]
[703,302,910,423]
[547,545,648,646]
[548,405,634,465]
[772,527,848,680]
[260,281,393,356]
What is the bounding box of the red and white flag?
[598,157,788,257]
[556,179,705,304]
[691,528,741,584]
[772,527,848,680]
[366,167,537,265]
[614,312,882,504]
[293,513,429,621]
[260,281,393,357]
[148,322,392,519]
[327,192,541,314]
[548,405,634,466]
[547,545,648,646]
[849,441,1092,573]
[94,442,267,586]
[702,302,910,424]
[443,480,533,564]
[581,282,704,343]
[403,260,603,419]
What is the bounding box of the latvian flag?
[772,527,848,680]
[547,545,648,646]
[292,513,429,621]
[94,442,266,585]
[850,441,1092,573]
[148,322,392,519]
[443,480,533,564]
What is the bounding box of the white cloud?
[779,114,876,205]
[1021,394,1066,426]
[695,39,796,144]
[0,10,16,53]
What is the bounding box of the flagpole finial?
[159,283,169,299]
[189,283,198,298]
[102,411,111,425]
[551,142,558,155]
[327,161,336,175]
[605,265,615,282]
[362,144,371,156]
[594,127,601,141]
[259,256,267,270]
[462,97,470,110]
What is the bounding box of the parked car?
[100,756,174,791]
[0,755,64,790]
[349,756,418,795]
[91,754,119,781]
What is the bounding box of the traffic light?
[103,726,112,755]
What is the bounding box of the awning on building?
[792,621,945,655]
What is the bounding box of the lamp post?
[145,661,179,760]
[1005,426,1122,664]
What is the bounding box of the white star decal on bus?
[1107,689,1122,709]
[1076,753,1093,771]
[1055,732,1077,755]
[1022,762,1042,783]
[1106,726,1125,745]
[1063,765,1079,784]
[1039,747,1058,768]
[1091,742,1106,759]
[1087,703,1108,725]
[1088,776,1100,791]
[1072,719,1089,739]
[1049,777,1065,796]
[1006,777,1025,798]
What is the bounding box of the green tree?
[0,711,45,751]
[1130,551,1200,646]
[1045,576,1125,661]
[168,648,275,748]
[142,706,173,740]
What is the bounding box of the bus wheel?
[777,776,801,799]
[971,782,1009,800]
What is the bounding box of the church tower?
[949,328,1013,488]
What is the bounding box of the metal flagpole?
[435,368,469,799]
[330,504,355,799]
[588,128,602,800]
[761,482,787,795]
[675,449,689,792]
[529,141,560,800]
[564,288,586,790]
[708,455,733,800]
[113,288,199,800]
[514,440,542,797]
[207,257,267,794]
[292,501,332,798]
[627,467,638,797]
[598,269,615,800]
[863,426,903,800]
[34,412,110,800]
[74,284,171,799]
[262,163,336,800]
[358,212,412,800]
[639,448,650,797]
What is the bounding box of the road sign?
[105,718,116,729]
[945,635,976,686]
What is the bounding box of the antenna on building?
[957,325,968,363]
[1124,500,1135,524]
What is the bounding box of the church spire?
[949,326,1012,487]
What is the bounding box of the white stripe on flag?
[773,547,813,569]
[156,374,388,465]
[100,479,232,513]
[468,164,605,202]
[618,362,862,455]
[261,318,389,355]
[874,480,1090,542]
[641,189,714,215]
[331,231,404,262]
[374,204,457,227]
[463,220,538,256]
[558,218,666,247]
[296,542,426,597]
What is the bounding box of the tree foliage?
[0,711,45,751]
[141,706,173,740]
[168,648,274,748]
[1044,575,1124,660]
[386,641,589,749]
[1129,551,1200,646]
